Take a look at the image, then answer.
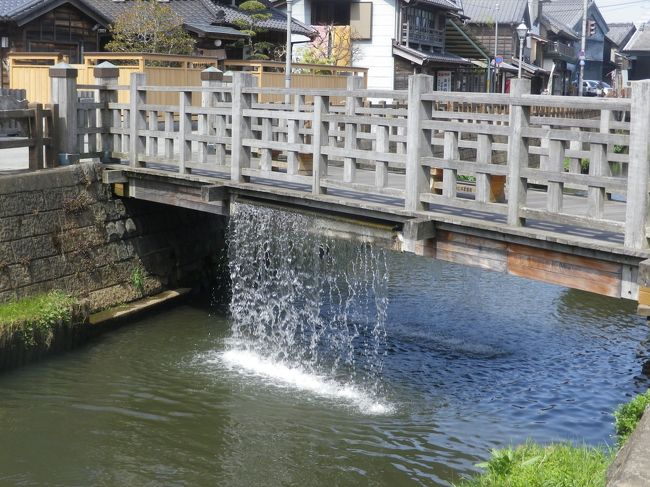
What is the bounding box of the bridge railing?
[50,64,650,250]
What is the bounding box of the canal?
[1,210,649,486]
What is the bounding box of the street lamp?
[516,22,528,79]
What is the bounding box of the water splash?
[225,203,390,412]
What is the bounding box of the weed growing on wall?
[131,265,145,295]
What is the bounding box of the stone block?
[8,264,31,288]
[12,235,58,262]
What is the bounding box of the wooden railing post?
[624,80,650,249]
[94,61,119,163]
[49,62,78,165]
[200,66,222,164]
[405,74,434,212]
[344,76,363,183]
[231,72,255,183]
[312,95,330,195]
[28,103,44,170]
[506,78,531,226]
[129,72,146,167]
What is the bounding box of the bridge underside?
[103,165,650,313]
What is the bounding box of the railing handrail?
[223,60,369,75]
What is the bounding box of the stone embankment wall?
[0,162,226,312]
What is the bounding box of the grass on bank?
[459,387,650,487]
[457,442,612,487]
[0,291,78,347]
[614,388,650,446]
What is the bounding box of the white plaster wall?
[354,0,396,90]
[284,0,396,90]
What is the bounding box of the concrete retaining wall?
[0,162,226,312]
[607,406,650,486]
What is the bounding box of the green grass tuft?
[457,442,612,487]
[0,291,78,347]
[614,389,650,447]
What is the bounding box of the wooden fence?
[0,104,55,169]
[48,64,650,251]
[9,53,368,106]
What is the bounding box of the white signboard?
[437,71,452,92]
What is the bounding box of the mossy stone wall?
[0,162,226,312]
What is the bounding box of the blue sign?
[495,56,503,65]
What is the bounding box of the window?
[311,1,350,25]
[350,3,372,39]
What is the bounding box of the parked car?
[582,80,611,97]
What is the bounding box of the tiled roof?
[403,0,461,11]
[542,0,585,31]
[393,42,471,65]
[541,13,578,40]
[461,0,527,24]
[606,22,635,47]
[0,0,315,37]
[623,23,650,53]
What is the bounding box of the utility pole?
[578,0,588,96]
[493,3,499,93]
[285,0,292,93]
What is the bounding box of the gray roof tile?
[461,0,527,24]
[1,0,315,37]
[623,23,650,53]
[606,22,635,47]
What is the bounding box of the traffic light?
[588,20,597,37]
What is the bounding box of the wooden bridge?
[15,62,650,310]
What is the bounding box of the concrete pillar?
[506,78,531,227]
[405,74,434,212]
[230,72,255,183]
[94,61,119,163]
[625,80,650,249]
[49,62,78,165]
[201,67,224,164]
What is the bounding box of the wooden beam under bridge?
[104,166,650,312]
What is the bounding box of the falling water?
[223,203,391,413]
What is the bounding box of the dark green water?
[1,252,649,486]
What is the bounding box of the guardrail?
[48,62,650,251]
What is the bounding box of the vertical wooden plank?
[148,110,158,158]
[405,74,434,212]
[587,109,612,219]
[375,124,389,188]
[287,94,303,175]
[129,72,146,167]
[442,130,459,198]
[547,139,565,213]
[343,76,363,183]
[231,72,255,183]
[45,104,57,167]
[260,117,273,172]
[506,78,531,226]
[29,104,44,170]
[164,111,174,162]
[475,133,491,203]
[77,105,86,156]
[312,95,330,195]
[179,90,192,174]
[625,80,650,249]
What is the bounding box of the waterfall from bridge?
[221,203,392,414]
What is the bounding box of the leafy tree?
[232,0,279,60]
[105,0,196,55]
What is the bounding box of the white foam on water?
[214,349,394,416]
